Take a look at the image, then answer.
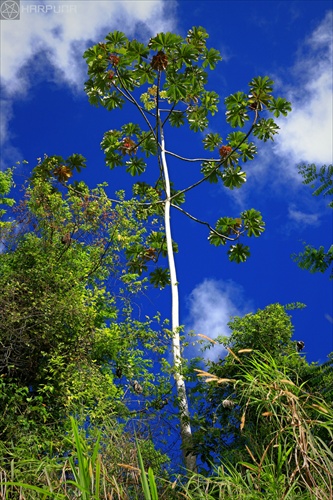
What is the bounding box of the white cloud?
[0,99,13,146]
[0,0,176,94]
[0,0,176,163]
[274,11,333,166]
[228,11,333,203]
[185,279,252,362]
[288,204,320,226]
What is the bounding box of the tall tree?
[83,26,291,470]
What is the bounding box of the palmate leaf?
[241,208,265,237]
[208,232,226,247]
[166,79,188,102]
[149,267,170,288]
[148,32,183,51]
[125,157,146,176]
[147,231,178,255]
[176,43,200,66]
[201,161,221,183]
[169,111,185,127]
[208,216,239,246]
[147,231,167,256]
[122,123,141,136]
[249,75,273,94]
[226,130,246,146]
[222,166,247,189]
[203,133,222,151]
[67,154,87,173]
[225,92,249,128]
[116,69,138,91]
[102,91,124,110]
[170,188,185,206]
[53,165,73,182]
[101,132,124,169]
[216,216,241,236]
[126,39,150,63]
[238,142,257,162]
[225,108,249,128]
[102,143,121,161]
[136,61,156,85]
[254,118,279,141]
[201,90,219,115]
[248,76,274,109]
[138,132,158,157]
[268,96,292,117]
[186,26,209,50]
[187,107,209,132]
[203,47,222,69]
[184,65,208,86]
[226,131,257,162]
[228,243,251,263]
[105,31,128,48]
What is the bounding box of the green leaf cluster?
[225,76,291,139]
[298,163,333,208]
[208,209,265,262]
[0,168,15,233]
[84,26,222,133]
[101,125,157,174]
[293,164,333,278]
[84,27,292,271]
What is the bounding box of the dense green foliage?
[0,27,332,499]
[189,349,333,499]
[0,157,172,491]
[190,305,299,464]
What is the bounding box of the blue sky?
[1,0,332,366]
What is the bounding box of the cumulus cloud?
[1,0,175,94]
[274,11,333,167]
[184,279,252,362]
[0,0,176,161]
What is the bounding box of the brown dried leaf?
[312,403,329,414]
[245,445,256,463]
[197,333,217,344]
[117,464,140,472]
[240,411,246,431]
[227,347,241,363]
[280,379,295,386]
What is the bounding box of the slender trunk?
[158,112,197,472]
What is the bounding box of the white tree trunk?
[159,112,197,472]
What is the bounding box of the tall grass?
[1,352,332,499]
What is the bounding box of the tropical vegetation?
[0,26,332,499]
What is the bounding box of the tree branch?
[165,150,221,163]
[169,110,259,201]
[171,203,242,241]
